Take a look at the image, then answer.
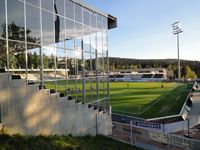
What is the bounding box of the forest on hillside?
[109,57,200,78]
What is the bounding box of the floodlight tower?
[172,22,183,80]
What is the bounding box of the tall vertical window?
[26,4,41,44]
[0,40,6,69]
[7,0,25,42]
[75,3,82,23]
[42,0,53,12]
[42,11,54,46]
[0,0,6,39]
[55,0,64,16]
[65,19,74,50]
[26,0,40,7]
[65,0,74,20]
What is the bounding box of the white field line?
[139,84,179,115]
[113,109,139,115]
[112,112,145,120]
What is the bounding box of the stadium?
[0,0,200,150]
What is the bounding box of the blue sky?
[84,0,200,61]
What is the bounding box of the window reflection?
[7,0,25,41]
[91,14,96,28]
[26,0,40,7]
[8,41,25,69]
[0,39,6,69]
[83,9,90,26]
[0,0,6,39]
[55,0,64,16]
[66,19,74,49]
[97,14,102,30]
[1,0,110,106]
[75,3,82,23]
[42,0,53,11]
[43,46,55,82]
[42,11,54,46]
[26,4,41,44]
[65,0,74,20]
[27,44,41,82]
[97,32,103,53]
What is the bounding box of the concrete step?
[12,79,26,88]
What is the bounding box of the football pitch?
[110,82,193,118]
[45,81,192,119]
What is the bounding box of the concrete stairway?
[0,73,112,136]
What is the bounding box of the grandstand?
[110,68,168,82]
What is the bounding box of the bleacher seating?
[142,74,153,78]
[153,74,163,78]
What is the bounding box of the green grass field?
[45,81,192,119]
[110,82,192,118]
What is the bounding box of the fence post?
[96,113,98,135]
[130,121,133,145]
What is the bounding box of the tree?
[185,65,197,80]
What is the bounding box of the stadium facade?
[0,0,117,135]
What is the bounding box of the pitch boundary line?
[113,110,139,115]
[138,83,180,115]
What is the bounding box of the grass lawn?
[45,80,192,119]
[110,82,193,119]
[0,134,143,150]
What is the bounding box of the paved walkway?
[175,88,200,140]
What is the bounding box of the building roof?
[73,0,117,29]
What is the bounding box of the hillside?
[109,57,200,77]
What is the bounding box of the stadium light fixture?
[172,21,183,80]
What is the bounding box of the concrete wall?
[163,114,200,133]
[0,73,112,136]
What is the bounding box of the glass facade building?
[0,0,116,112]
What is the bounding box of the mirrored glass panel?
[44,81,56,93]
[83,26,90,52]
[75,23,83,40]
[55,17,65,48]
[91,14,96,28]
[67,49,75,78]
[56,48,68,97]
[102,31,108,51]
[67,79,76,100]
[8,41,26,77]
[27,44,41,83]
[42,46,56,81]
[97,14,102,30]
[0,39,6,69]
[42,11,54,46]
[83,9,90,26]
[7,0,25,41]
[91,32,96,53]
[75,3,82,23]
[0,0,6,39]
[56,79,67,97]
[56,48,66,79]
[42,0,53,12]
[91,52,96,71]
[97,32,103,53]
[26,4,41,44]
[65,19,74,50]
[26,0,40,7]
[84,52,90,72]
[65,0,74,20]
[76,79,83,102]
[54,0,64,16]
[102,16,108,30]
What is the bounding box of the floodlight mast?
[172,22,183,80]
